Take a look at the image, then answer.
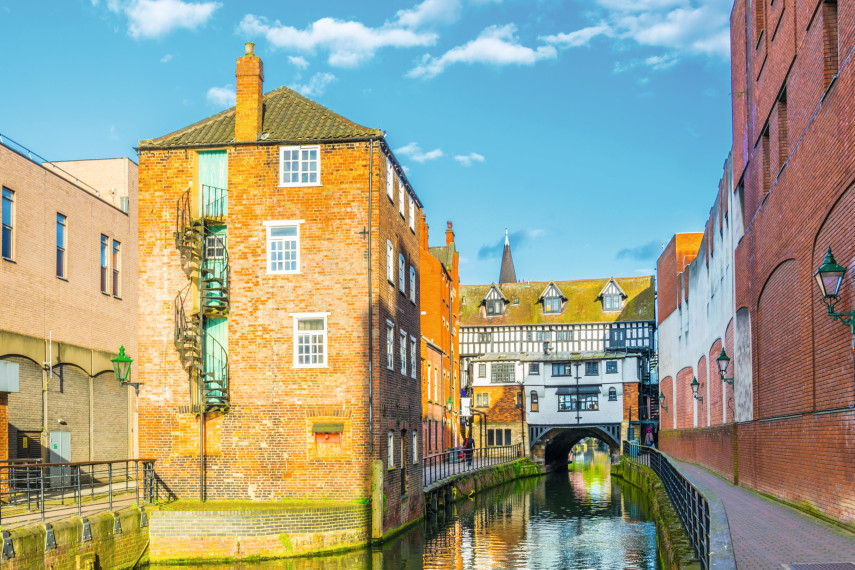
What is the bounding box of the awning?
[555,385,601,395]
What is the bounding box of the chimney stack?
[445,221,454,246]
[235,42,264,142]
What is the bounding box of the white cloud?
[454,152,485,167]
[540,25,611,48]
[206,85,235,107]
[408,24,556,79]
[288,55,309,69]
[396,142,443,163]
[104,0,220,38]
[160,53,173,63]
[239,14,437,68]
[394,0,462,29]
[289,72,337,97]
[644,53,678,70]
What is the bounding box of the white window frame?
[409,266,416,303]
[400,329,407,375]
[265,220,304,275]
[386,159,394,201]
[398,253,406,293]
[399,183,405,218]
[412,431,418,464]
[386,240,395,283]
[279,145,320,187]
[386,320,394,370]
[410,335,417,378]
[388,431,395,469]
[408,195,415,232]
[291,312,330,368]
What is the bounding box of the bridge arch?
[529,425,621,469]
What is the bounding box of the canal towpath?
[673,460,855,569]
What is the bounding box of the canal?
[147,448,659,569]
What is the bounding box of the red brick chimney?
[445,221,454,246]
[235,42,264,143]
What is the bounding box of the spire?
[499,229,517,284]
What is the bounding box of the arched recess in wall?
[811,180,855,411]
[696,355,707,428]
[756,259,802,419]
[708,338,723,427]
[676,367,695,430]
[734,308,753,422]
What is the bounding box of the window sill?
[2,257,14,263]
[268,271,301,276]
[294,364,329,369]
[278,183,322,189]
[57,276,68,282]
[113,295,123,301]
[101,290,111,296]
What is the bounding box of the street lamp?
[658,392,668,413]
[715,348,734,386]
[814,247,855,333]
[446,396,453,413]
[690,377,703,403]
[111,346,142,395]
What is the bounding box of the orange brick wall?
[138,139,422,532]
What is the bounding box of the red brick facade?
[137,47,424,535]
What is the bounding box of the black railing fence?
[0,459,156,527]
[623,441,710,569]
[422,443,522,487]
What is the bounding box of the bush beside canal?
[612,458,701,570]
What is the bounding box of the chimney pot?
[245,42,254,56]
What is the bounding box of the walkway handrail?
[422,443,522,488]
[623,441,710,569]
[0,458,157,527]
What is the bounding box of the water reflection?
[146,450,658,569]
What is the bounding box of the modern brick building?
[418,219,460,456]
[0,137,138,463]
[657,0,855,528]
[459,236,656,465]
[136,43,424,541]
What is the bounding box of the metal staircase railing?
[172,186,230,413]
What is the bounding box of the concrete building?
[657,0,855,528]
[136,43,424,549]
[459,236,656,467]
[0,136,138,463]
[418,219,460,456]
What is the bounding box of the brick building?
[136,43,424,539]
[0,137,138,463]
[657,0,855,528]
[418,219,460,456]
[459,235,656,464]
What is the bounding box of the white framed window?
[386,159,394,201]
[388,431,395,469]
[386,240,394,283]
[400,330,407,375]
[399,183,405,217]
[409,266,416,303]
[279,145,320,186]
[408,195,415,232]
[386,321,394,370]
[265,220,304,274]
[56,213,67,279]
[292,312,329,367]
[410,336,417,378]
[603,294,621,311]
[398,253,405,292]
[412,431,418,464]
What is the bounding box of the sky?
[0,0,735,285]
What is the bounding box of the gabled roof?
[139,86,382,149]
[460,276,654,326]
[429,244,456,271]
[538,281,567,302]
[597,278,627,300]
[482,284,509,304]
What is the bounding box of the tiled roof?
[459,276,655,326]
[139,86,382,148]
[429,244,455,271]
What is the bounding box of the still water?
[148,450,659,569]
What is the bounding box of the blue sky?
[0,0,734,285]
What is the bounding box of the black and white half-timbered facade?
[458,276,657,467]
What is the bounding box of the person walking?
[465,436,474,466]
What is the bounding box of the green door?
[199,150,227,218]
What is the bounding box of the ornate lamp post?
[111,345,142,394]
[814,247,855,333]
[715,348,734,386]
[658,392,668,413]
[690,377,703,403]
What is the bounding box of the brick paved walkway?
[674,461,855,569]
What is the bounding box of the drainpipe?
[367,138,374,455]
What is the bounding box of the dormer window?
[598,279,626,312]
[539,282,565,315]
[486,299,503,315]
[544,297,561,313]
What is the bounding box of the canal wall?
[613,459,703,569]
[0,507,149,570]
[423,458,542,513]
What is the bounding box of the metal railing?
[423,443,522,487]
[0,459,156,528]
[624,441,710,569]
